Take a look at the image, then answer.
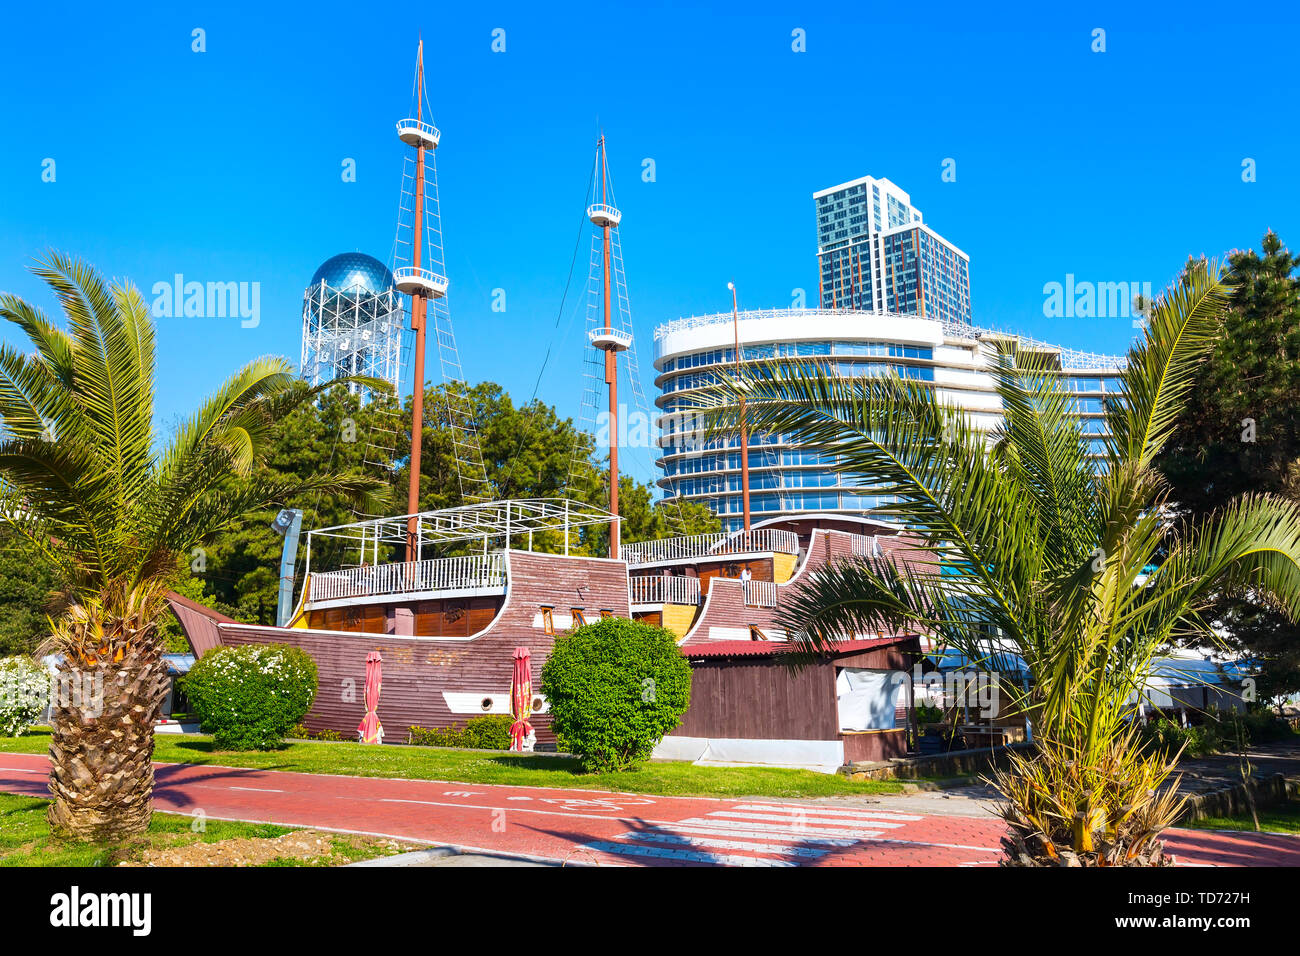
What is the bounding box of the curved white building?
[653,308,1125,531]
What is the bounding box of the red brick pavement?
[2,752,1295,866]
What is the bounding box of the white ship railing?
[309,553,506,603]
[849,533,882,558]
[742,579,778,608]
[628,575,702,606]
[622,529,800,567]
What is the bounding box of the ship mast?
[394,39,450,557]
[407,43,428,553]
[586,135,630,559]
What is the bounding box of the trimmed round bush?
[0,656,49,737]
[182,644,318,750]
[540,618,691,772]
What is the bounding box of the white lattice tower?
[300,281,404,401]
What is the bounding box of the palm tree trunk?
[46,644,171,842]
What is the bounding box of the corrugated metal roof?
[682,636,915,659]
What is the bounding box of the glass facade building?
[815,175,971,325]
[653,310,1124,531]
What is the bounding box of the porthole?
[480,697,493,711]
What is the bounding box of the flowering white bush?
[0,656,51,737]
[182,644,318,750]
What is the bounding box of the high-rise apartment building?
[815,176,971,325]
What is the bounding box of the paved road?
[2,752,1296,867]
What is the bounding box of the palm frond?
[1108,259,1228,469]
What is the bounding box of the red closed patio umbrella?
[509,646,533,752]
[357,650,384,744]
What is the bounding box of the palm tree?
[0,253,379,842]
[694,261,1300,865]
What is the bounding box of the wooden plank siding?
[672,659,839,740]
[841,729,908,762]
[306,596,503,638]
[164,591,235,656]
[696,557,773,595]
[212,549,631,746]
[307,603,388,634]
[670,641,915,744]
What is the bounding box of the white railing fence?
[849,533,882,557]
[309,553,506,603]
[622,529,800,566]
[742,579,778,608]
[628,575,702,606]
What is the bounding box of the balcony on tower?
[588,327,633,352]
[587,203,622,228]
[393,266,449,299]
[396,118,440,149]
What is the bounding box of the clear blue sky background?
[2,1,1298,490]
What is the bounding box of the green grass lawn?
[0,792,292,866]
[1181,799,1300,835]
[0,791,421,867]
[0,729,905,799]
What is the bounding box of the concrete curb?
[349,846,460,867]
[841,742,1036,781]
[1177,772,1300,823]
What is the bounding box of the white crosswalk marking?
[665,824,864,847]
[617,831,832,859]
[579,800,962,866]
[708,810,906,828]
[676,817,892,840]
[732,803,923,822]
[583,840,798,866]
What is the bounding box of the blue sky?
[2,1,1298,489]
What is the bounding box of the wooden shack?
[655,636,922,773]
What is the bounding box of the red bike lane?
[2,752,1295,867]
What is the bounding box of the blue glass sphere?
[309,252,394,295]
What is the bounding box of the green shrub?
[182,644,317,750]
[408,715,513,750]
[1140,707,1299,759]
[1236,707,1297,744]
[465,715,514,749]
[915,703,944,725]
[540,617,692,772]
[1138,717,1222,758]
[0,656,49,737]
[286,723,348,742]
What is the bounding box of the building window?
[571,608,587,628]
[600,609,614,620]
[749,625,768,641]
[541,607,555,636]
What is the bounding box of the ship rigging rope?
[498,154,597,499]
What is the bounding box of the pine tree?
[1158,231,1300,700]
